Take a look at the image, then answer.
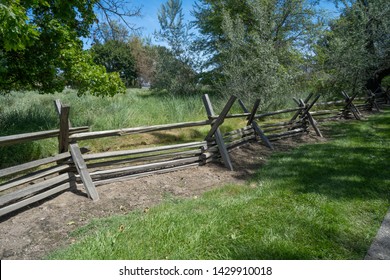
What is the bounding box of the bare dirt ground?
[0,135,323,260]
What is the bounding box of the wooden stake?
[69,143,99,201]
[59,105,70,153]
[289,93,314,123]
[54,99,72,128]
[202,94,234,171]
[205,95,237,141]
[238,99,273,150]
[342,91,361,120]
[247,99,260,125]
[298,98,323,137]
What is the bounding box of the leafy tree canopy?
[0,0,137,96]
[193,0,321,69]
[315,0,390,95]
[153,0,197,94]
[91,39,137,87]
[191,0,322,106]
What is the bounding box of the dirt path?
[0,136,320,260]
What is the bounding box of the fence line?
[0,91,387,217]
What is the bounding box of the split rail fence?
[0,91,388,217]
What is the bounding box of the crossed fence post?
[53,100,99,201]
[298,96,323,138]
[238,99,273,150]
[341,91,361,120]
[290,94,323,137]
[202,94,236,171]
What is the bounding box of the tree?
[193,0,321,69]
[315,0,390,95]
[89,20,138,88]
[93,0,142,38]
[216,6,287,106]
[128,37,157,87]
[92,21,132,44]
[91,40,137,87]
[192,0,321,106]
[153,0,197,94]
[156,0,187,57]
[151,46,196,94]
[0,0,140,95]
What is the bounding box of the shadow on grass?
[228,112,390,259]
[258,114,390,201]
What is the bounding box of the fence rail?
[0,127,89,147]
[69,120,211,141]
[0,91,387,217]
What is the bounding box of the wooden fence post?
[298,98,323,137]
[202,94,234,171]
[289,93,314,124]
[205,95,237,141]
[54,99,72,127]
[69,143,99,201]
[238,99,273,150]
[59,105,70,153]
[341,91,361,120]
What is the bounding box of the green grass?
[0,89,209,132]
[47,110,390,260]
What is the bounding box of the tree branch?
[95,0,142,32]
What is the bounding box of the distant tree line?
[1,0,389,104]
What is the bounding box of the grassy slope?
[47,110,390,260]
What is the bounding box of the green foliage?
[192,0,322,106]
[382,76,390,89]
[48,110,390,260]
[91,40,137,88]
[0,0,125,96]
[153,0,197,95]
[216,5,291,108]
[315,0,390,95]
[193,0,321,67]
[151,46,197,95]
[156,0,187,58]
[0,1,39,51]
[63,48,126,96]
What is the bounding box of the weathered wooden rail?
[310,89,390,123]
[0,91,386,217]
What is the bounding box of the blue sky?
[130,0,196,39]
[82,0,339,47]
[129,0,339,40]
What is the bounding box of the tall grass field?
[47,109,390,260]
[0,89,241,168]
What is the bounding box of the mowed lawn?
[48,110,390,260]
